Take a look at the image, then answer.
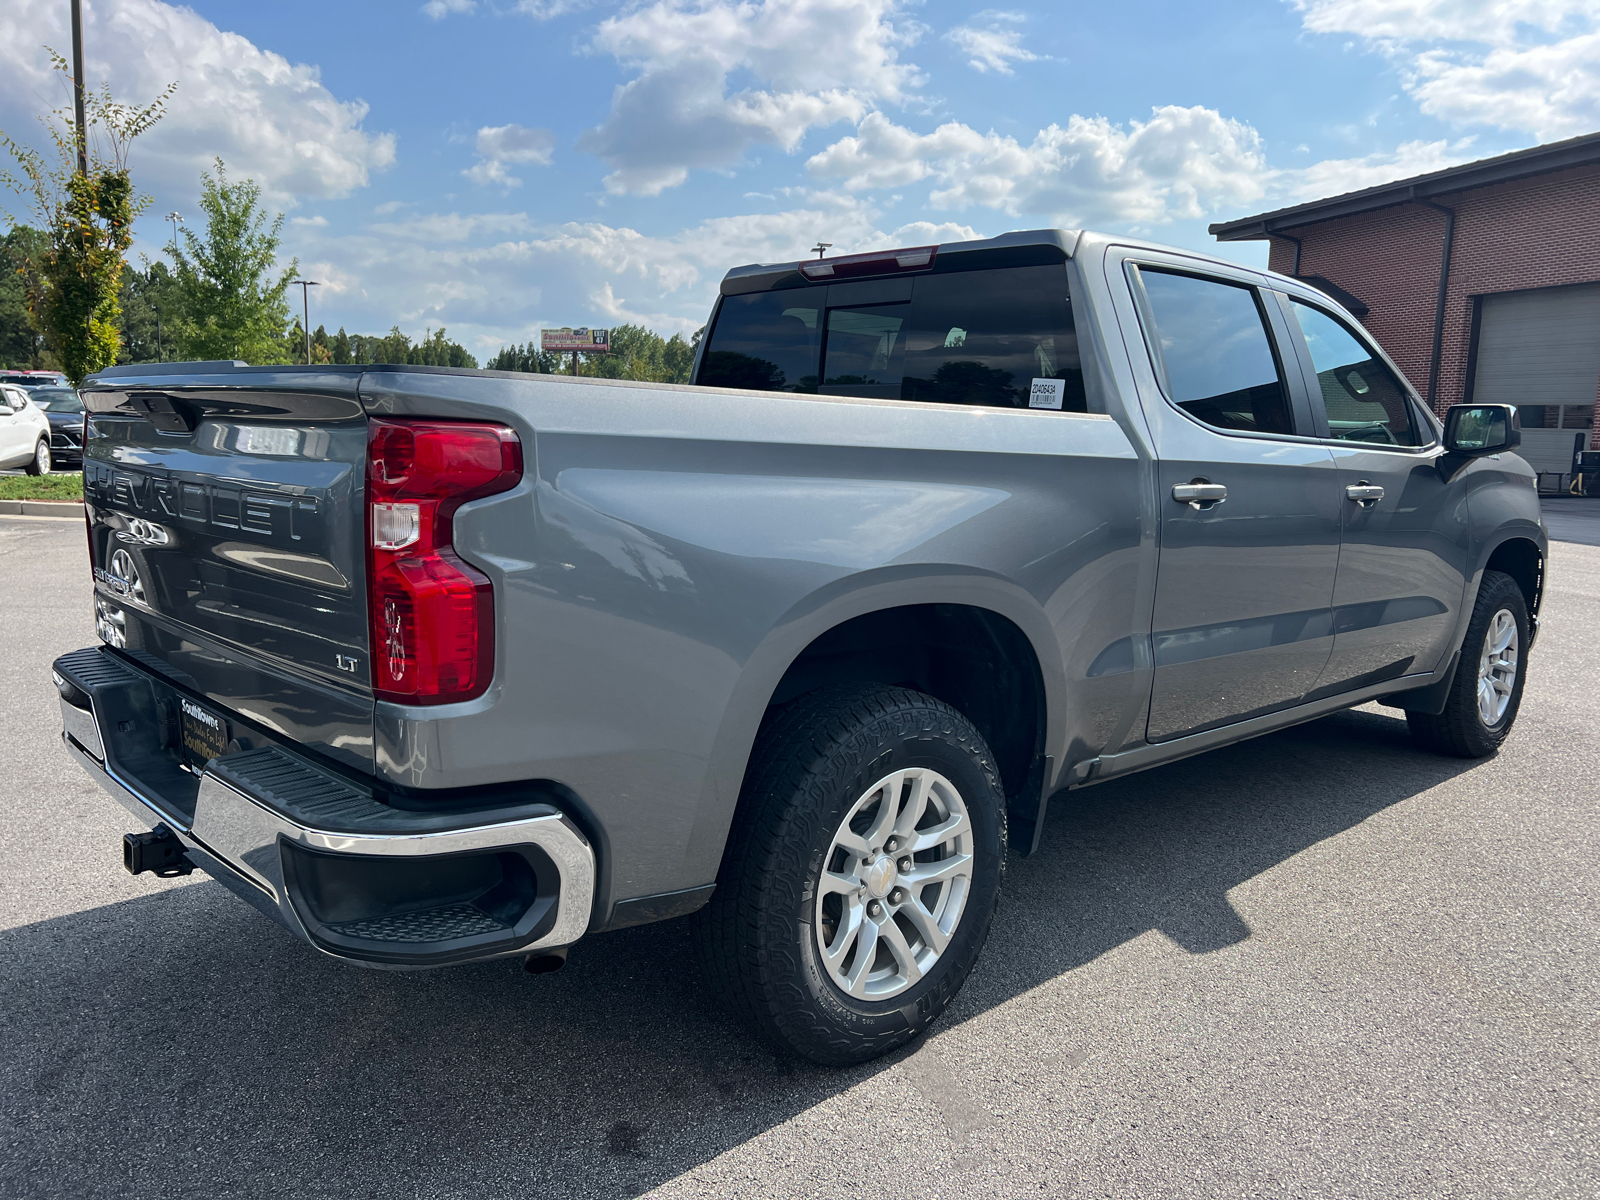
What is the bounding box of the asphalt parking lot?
[1,512,1596,1200]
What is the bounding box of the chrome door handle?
[1346,482,1384,507]
[1172,482,1227,509]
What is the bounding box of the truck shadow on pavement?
[1,707,1479,1200]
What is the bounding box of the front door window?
[1290,301,1419,446]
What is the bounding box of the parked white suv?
[0,384,53,474]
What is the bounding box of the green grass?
[0,472,83,501]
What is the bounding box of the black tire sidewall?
[1435,572,1529,756]
[753,693,1006,1061]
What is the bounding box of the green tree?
[560,324,699,383]
[406,326,478,368]
[0,224,50,368]
[117,258,179,363]
[486,341,560,373]
[335,325,476,367]
[311,323,331,364]
[370,326,409,363]
[168,159,296,364]
[0,52,174,383]
[662,333,694,383]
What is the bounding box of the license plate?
[179,697,230,766]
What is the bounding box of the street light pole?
[70,0,87,177]
[291,279,319,364]
[166,211,183,259]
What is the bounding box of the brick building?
[1210,132,1600,477]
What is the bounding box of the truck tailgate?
[81,367,373,772]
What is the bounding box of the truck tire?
[1407,569,1528,758]
[696,685,1006,1066]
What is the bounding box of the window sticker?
[1029,377,1066,410]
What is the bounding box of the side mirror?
[1443,403,1521,456]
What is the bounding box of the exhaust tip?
[524,947,568,974]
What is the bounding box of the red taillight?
[366,419,523,705]
[798,245,936,280]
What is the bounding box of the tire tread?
[1407,569,1527,758]
[695,684,1004,1065]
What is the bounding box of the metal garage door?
[1472,282,1600,473]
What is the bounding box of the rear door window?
[1288,300,1420,447]
[1133,267,1294,436]
[699,263,1086,412]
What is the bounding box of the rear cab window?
[698,255,1087,413]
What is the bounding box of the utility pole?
[811,242,831,259]
[70,0,87,176]
[291,279,319,364]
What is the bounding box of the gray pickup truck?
[55,229,1545,1065]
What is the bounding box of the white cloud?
[1283,137,1479,200]
[284,199,978,350]
[512,0,592,15]
[291,214,329,226]
[463,123,556,188]
[1295,0,1600,139]
[292,262,355,297]
[579,0,923,195]
[944,11,1040,75]
[1409,33,1600,138]
[1296,0,1593,44]
[0,0,395,209]
[425,0,587,18]
[463,159,519,187]
[808,106,1270,226]
[476,124,558,164]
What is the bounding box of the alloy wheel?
[1477,608,1518,727]
[814,767,973,1001]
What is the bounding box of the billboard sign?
[541,327,611,353]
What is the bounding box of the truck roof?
[719,228,1082,296]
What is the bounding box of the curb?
[0,499,84,517]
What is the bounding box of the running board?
[1077,668,1442,787]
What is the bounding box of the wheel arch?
[764,602,1048,805]
[680,570,1066,893]
[1481,534,1544,620]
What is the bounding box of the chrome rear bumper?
[54,647,595,969]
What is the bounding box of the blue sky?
[2,0,1596,356]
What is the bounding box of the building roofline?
[1209,130,1600,241]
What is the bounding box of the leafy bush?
[0,472,83,501]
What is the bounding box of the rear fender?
[680,568,1068,890]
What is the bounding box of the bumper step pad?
[331,904,510,943]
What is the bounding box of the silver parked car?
[54,229,1545,1064]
